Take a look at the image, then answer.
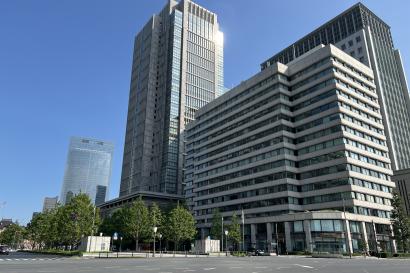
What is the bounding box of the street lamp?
[159,234,163,257]
[221,217,224,252]
[224,230,229,256]
[120,237,123,252]
[153,227,158,257]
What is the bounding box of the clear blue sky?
[1,0,409,224]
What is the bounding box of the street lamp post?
[221,217,224,252]
[159,234,162,257]
[153,227,158,257]
[224,230,229,256]
[120,237,123,252]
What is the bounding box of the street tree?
[391,191,410,252]
[149,203,163,238]
[210,209,222,240]
[227,213,241,251]
[0,223,25,249]
[56,193,98,248]
[124,197,149,251]
[99,207,129,238]
[26,210,59,249]
[166,204,196,251]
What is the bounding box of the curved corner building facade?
[60,137,114,205]
[185,44,396,254]
[120,0,224,197]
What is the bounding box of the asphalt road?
[1,253,410,273]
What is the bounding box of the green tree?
[56,193,98,248]
[0,223,25,249]
[149,203,163,237]
[26,210,59,249]
[124,197,149,251]
[100,207,129,238]
[166,204,196,251]
[391,191,410,252]
[209,209,222,240]
[227,213,241,251]
[357,236,368,255]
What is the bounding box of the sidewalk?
[83,252,210,258]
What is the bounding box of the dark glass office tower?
[261,3,410,170]
[119,0,224,197]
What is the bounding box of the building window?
[358,47,362,54]
[348,40,353,47]
[341,44,346,50]
[356,36,361,43]
[294,221,304,232]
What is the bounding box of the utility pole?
[221,216,224,252]
[241,209,245,252]
[275,222,279,256]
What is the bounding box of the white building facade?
[185,45,395,254]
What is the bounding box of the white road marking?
[255,266,267,269]
[203,268,215,271]
[230,267,243,269]
[294,264,314,269]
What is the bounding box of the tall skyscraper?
[261,3,410,171]
[119,0,224,197]
[186,44,395,253]
[60,137,114,205]
[42,196,58,212]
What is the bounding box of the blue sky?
[1,0,409,224]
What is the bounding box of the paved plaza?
[1,252,410,273]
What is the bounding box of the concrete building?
[261,3,410,171]
[79,236,111,252]
[98,191,182,219]
[185,44,395,254]
[0,219,13,232]
[392,169,410,215]
[60,137,114,205]
[42,196,58,212]
[119,0,224,201]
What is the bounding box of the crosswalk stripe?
[0,257,65,262]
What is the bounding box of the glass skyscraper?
[261,3,410,171]
[119,0,224,197]
[60,137,114,205]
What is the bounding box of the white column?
[345,219,353,254]
[303,220,313,252]
[251,224,257,248]
[390,224,397,253]
[266,223,272,252]
[361,221,369,252]
[284,222,292,253]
